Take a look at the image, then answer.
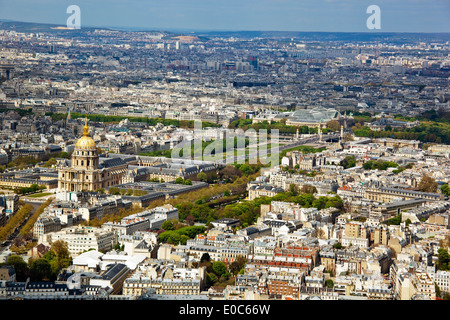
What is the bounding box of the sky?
[0,0,449,33]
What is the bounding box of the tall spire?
[82,118,89,137]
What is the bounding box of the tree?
[5,255,29,281]
[212,261,227,277]
[386,214,402,226]
[50,240,71,272]
[29,258,53,281]
[327,120,341,132]
[344,133,354,142]
[441,184,450,196]
[418,174,438,193]
[436,248,450,271]
[239,164,253,176]
[333,242,342,249]
[340,156,356,169]
[174,177,184,184]
[206,273,217,286]
[43,157,57,168]
[197,172,207,182]
[161,220,175,231]
[200,253,211,263]
[185,214,195,226]
[108,187,120,195]
[229,256,246,275]
[289,184,299,196]
[301,185,317,194]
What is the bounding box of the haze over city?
[0,0,449,32]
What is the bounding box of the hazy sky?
[0,0,449,32]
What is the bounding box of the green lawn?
[26,192,53,198]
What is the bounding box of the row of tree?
[108,187,148,196]
[19,198,54,238]
[0,203,33,242]
[352,122,450,144]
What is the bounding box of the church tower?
[72,121,99,170]
[58,120,129,193]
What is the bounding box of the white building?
[41,226,117,256]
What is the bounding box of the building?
[247,183,284,200]
[365,187,445,203]
[90,263,131,295]
[33,216,62,240]
[57,122,128,192]
[0,265,15,282]
[286,106,342,128]
[41,226,117,256]
[435,270,450,294]
[341,222,369,249]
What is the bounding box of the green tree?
[206,273,217,286]
[108,187,120,195]
[289,183,299,196]
[340,156,356,169]
[333,242,342,249]
[212,261,227,277]
[197,172,207,181]
[229,256,246,275]
[386,214,402,226]
[174,177,184,184]
[43,157,57,168]
[436,248,450,271]
[5,255,29,282]
[29,258,53,281]
[161,220,175,231]
[440,184,450,196]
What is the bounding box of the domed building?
[58,122,127,192]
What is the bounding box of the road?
[0,199,42,253]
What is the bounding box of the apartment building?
[365,187,444,203]
[435,270,450,294]
[341,222,369,249]
[90,263,131,295]
[42,226,117,256]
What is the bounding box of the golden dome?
[75,123,97,150]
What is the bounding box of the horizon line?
[1,18,450,35]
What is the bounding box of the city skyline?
[0,0,450,305]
